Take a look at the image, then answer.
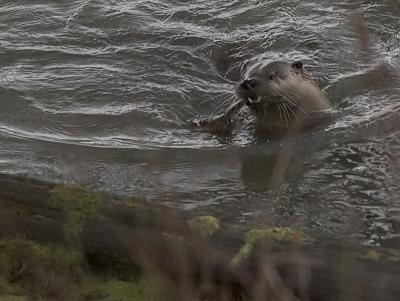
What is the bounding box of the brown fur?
[237,61,331,132]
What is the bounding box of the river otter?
[237,60,331,132]
[193,59,395,135]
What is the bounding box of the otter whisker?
[284,103,291,128]
[284,96,305,114]
[274,90,297,105]
[216,98,243,123]
[281,102,289,128]
[277,91,308,116]
[213,93,233,108]
[210,94,236,118]
[199,92,231,107]
[289,106,301,123]
[281,96,304,118]
[284,100,301,123]
[225,98,242,113]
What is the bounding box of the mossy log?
[1,173,400,301]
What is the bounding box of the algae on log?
[49,185,107,245]
[1,174,400,301]
[188,215,220,238]
[231,227,309,267]
[0,238,150,301]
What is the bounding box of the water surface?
[1,0,400,245]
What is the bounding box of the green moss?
[118,197,138,208]
[360,249,400,263]
[0,275,24,298]
[0,239,150,300]
[361,250,381,261]
[1,206,30,217]
[0,237,185,301]
[78,278,143,301]
[77,274,179,301]
[231,227,308,266]
[103,280,142,300]
[188,215,220,238]
[49,185,106,244]
[140,274,176,301]
[34,243,82,274]
[0,239,82,300]
[78,274,179,301]
[0,296,29,301]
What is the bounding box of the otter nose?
[240,78,258,90]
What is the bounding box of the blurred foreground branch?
[1,174,400,300]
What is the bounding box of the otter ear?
[292,61,303,70]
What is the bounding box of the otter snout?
[239,78,259,90]
[237,77,263,106]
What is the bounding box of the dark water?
[1,0,400,245]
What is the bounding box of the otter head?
[237,60,307,107]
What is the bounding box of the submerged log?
[1,173,400,301]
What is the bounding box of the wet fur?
[237,61,331,132]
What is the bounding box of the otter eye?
[269,74,274,80]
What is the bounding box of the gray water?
[1,0,400,245]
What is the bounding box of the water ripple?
[1,0,400,242]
